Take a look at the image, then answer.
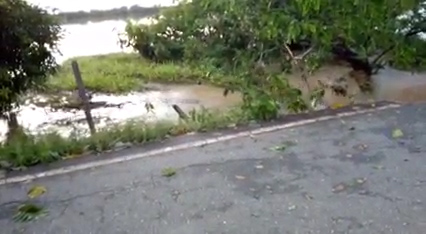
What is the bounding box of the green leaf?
[27,185,47,199]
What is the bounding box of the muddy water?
[373,67,426,103]
[0,84,241,141]
[285,65,426,107]
[287,65,370,107]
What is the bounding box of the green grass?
[0,108,248,169]
[46,53,231,93]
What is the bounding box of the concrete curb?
[0,103,401,186]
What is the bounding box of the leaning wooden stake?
[172,104,188,120]
[71,60,96,135]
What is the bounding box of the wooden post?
[71,60,96,135]
[172,104,188,120]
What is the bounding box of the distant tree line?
[56,5,169,25]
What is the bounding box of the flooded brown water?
[286,65,426,106]
[0,84,242,141]
[1,65,425,141]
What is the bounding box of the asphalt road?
[0,103,425,234]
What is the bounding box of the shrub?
[0,0,62,113]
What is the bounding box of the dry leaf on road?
[392,128,404,138]
[27,185,47,199]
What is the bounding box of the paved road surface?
[1,103,425,234]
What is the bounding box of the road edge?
[0,103,401,186]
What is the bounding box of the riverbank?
[2,51,426,172]
[45,53,232,93]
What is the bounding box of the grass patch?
[0,108,249,169]
[13,203,48,223]
[46,53,231,93]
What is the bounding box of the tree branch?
[370,24,426,70]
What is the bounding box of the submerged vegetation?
[1,0,426,170]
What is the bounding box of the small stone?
[356,178,367,184]
[251,213,260,217]
[346,154,353,158]
[172,190,180,196]
[288,205,297,211]
[235,175,246,180]
[255,165,264,169]
[354,144,368,151]
[332,183,347,193]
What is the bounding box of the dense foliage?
[0,0,62,114]
[122,0,426,120]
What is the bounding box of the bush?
[122,0,426,120]
[0,0,62,113]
